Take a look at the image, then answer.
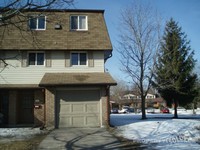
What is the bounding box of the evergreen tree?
[153,18,197,118]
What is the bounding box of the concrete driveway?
[37,128,142,150]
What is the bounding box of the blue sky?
[73,0,200,81]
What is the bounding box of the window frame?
[70,15,88,31]
[28,52,45,66]
[70,52,88,66]
[28,15,46,30]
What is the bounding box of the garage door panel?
[57,90,100,127]
[72,116,84,126]
[60,104,71,114]
[59,116,71,127]
[86,103,99,113]
[72,104,85,113]
[86,116,100,126]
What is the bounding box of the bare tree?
[0,0,74,72]
[118,1,161,119]
[0,1,74,18]
[110,79,128,102]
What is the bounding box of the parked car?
[111,108,119,114]
[177,107,187,113]
[161,107,170,113]
[127,107,134,113]
[177,107,186,111]
[119,106,130,113]
[137,109,141,113]
[147,107,155,113]
[171,107,187,114]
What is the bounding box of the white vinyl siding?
[88,51,94,67]
[0,51,104,84]
[45,51,52,67]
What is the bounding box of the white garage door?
[57,90,100,127]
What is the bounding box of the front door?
[18,91,34,124]
[0,90,9,124]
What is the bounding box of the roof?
[21,9,105,13]
[0,9,112,51]
[39,73,117,86]
[2,8,105,13]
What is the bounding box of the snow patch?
[111,114,200,150]
[0,128,48,143]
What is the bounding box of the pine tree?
[153,18,197,118]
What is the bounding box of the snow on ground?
[110,111,200,150]
[0,128,47,143]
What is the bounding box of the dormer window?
[29,15,46,30]
[70,15,88,31]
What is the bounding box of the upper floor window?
[29,16,46,30]
[28,52,44,66]
[71,52,87,66]
[146,95,155,99]
[70,15,88,31]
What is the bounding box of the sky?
[73,0,200,82]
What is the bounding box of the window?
[71,52,87,66]
[70,15,87,30]
[28,52,44,66]
[29,16,46,30]
[130,96,136,99]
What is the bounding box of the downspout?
[104,50,112,63]
[43,88,46,128]
[104,51,112,72]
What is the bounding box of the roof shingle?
[0,10,112,51]
[39,73,117,86]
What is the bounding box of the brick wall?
[6,87,112,128]
[43,87,111,128]
[101,87,110,126]
[34,89,45,127]
[45,88,55,129]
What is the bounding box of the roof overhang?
[1,9,105,13]
[39,73,117,87]
[0,84,40,89]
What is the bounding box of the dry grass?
[0,134,47,150]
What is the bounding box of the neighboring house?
[116,91,166,109]
[123,94,137,100]
[146,93,156,99]
[123,93,156,100]
[0,9,116,128]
